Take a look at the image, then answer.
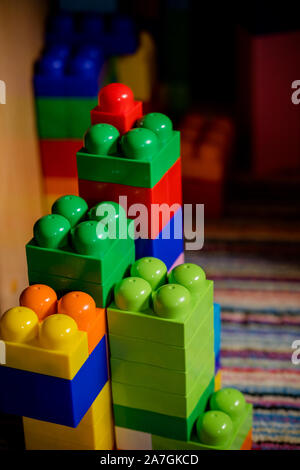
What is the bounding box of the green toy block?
[36,97,97,138]
[28,247,134,307]
[113,377,215,441]
[108,281,213,348]
[111,356,214,418]
[76,113,180,188]
[108,306,214,371]
[151,404,253,450]
[110,333,213,395]
[26,196,135,285]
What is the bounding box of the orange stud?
[19,285,57,321]
[57,291,96,332]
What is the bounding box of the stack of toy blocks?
[0,285,114,450]
[77,83,184,270]
[180,113,234,217]
[214,303,222,390]
[34,12,138,210]
[25,194,135,307]
[107,257,252,450]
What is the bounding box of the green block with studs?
[108,259,213,348]
[111,354,214,418]
[110,333,213,396]
[113,377,215,441]
[36,97,97,138]
[152,388,252,449]
[76,113,180,188]
[26,196,135,285]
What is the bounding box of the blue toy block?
[135,207,184,270]
[45,13,138,56]
[34,46,105,97]
[214,302,221,357]
[0,335,108,427]
[215,352,221,374]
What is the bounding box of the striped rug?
[186,214,300,450]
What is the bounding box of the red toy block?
[240,428,252,450]
[44,177,79,196]
[78,157,182,239]
[39,139,81,178]
[90,83,143,134]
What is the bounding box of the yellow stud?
[39,314,78,350]
[0,307,39,343]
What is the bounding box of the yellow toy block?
[0,307,88,379]
[115,31,156,102]
[23,382,115,450]
[215,369,222,391]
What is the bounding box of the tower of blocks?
[34,13,156,210]
[77,82,184,270]
[0,77,252,449]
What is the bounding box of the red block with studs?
[90,83,143,135]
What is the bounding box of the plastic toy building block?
[23,382,114,450]
[90,83,142,134]
[115,31,156,102]
[152,389,253,450]
[78,113,180,188]
[0,334,108,427]
[46,14,137,56]
[34,45,106,97]
[44,177,79,196]
[215,352,221,374]
[110,334,213,396]
[214,302,221,357]
[115,427,152,451]
[111,357,214,418]
[134,207,184,270]
[78,157,182,239]
[35,97,97,139]
[113,377,215,441]
[107,259,213,348]
[241,428,252,450]
[215,370,222,392]
[26,195,135,286]
[168,252,185,273]
[39,139,81,178]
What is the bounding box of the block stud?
[84,123,120,155]
[39,314,78,351]
[52,195,88,227]
[70,220,112,256]
[58,292,97,330]
[168,263,206,293]
[33,214,71,249]
[153,284,191,319]
[114,277,152,312]
[196,410,233,446]
[19,285,57,321]
[209,388,246,421]
[130,257,167,290]
[0,307,38,343]
[137,113,173,144]
[98,83,134,113]
[88,201,127,237]
[121,128,158,161]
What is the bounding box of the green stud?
[168,263,206,293]
[84,123,120,155]
[209,388,246,421]
[153,284,191,319]
[52,195,88,227]
[70,220,112,257]
[130,257,167,290]
[196,410,233,446]
[114,277,152,312]
[120,128,158,161]
[137,112,173,144]
[88,201,127,238]
[33,214,70,249]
